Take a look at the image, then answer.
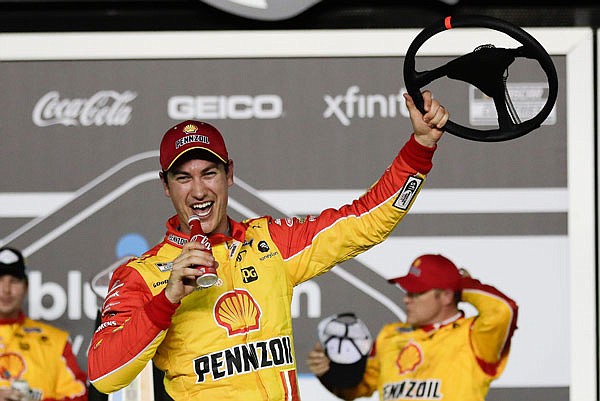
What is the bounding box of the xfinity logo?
[168,95,283,120]
[323,86,410,126]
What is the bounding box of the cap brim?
[165,147,228,171]
[389,276,431,293]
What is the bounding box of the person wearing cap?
[307,253,519,401]
[0,247,88,401]
[87,91,448,401]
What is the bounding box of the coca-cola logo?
[32,90,137,127]
[191,234,211,251]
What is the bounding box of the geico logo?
[168,95,283,120]
[27,271,98,321]
[323,85,410,126]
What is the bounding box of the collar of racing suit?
[418,311,464,333]
[165,214,247,248]
[0,310,26,325]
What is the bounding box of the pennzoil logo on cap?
[175,133,210,149]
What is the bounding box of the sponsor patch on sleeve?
[155,262,173,272]
[393,176,424,210]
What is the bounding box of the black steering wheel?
[404,15,558,142]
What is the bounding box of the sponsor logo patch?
[236,250,247,263]
[241,266,258,283]
[393,176,423,210]
[257,241,270,253]
[94,320,118,334]
[155,262,173,272]
[183,124,198,134]
[192,336,294,383]
[153,279,169,288]
[382,379,442,400]
[175,134,210,149]
[214,289,261,336]
[397,342,423,374]
[259,252,279,262]
[167,234,187,246]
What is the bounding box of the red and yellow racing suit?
[0,313,88,401]
[88,134,436,400]
[322,278,518,401]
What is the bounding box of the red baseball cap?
[388,254,461,293]
[159,120,229,171]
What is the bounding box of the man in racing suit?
[307,254,519,401]
[0,247,88,401]
[87,91,449,400]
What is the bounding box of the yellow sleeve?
[462,277,518,365]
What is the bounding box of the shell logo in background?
[396,342,423,374]
[0,352,26,380]
[214,289,262,336]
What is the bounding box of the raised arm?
[462,275,519,374]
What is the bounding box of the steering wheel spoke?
[493,95,519,130]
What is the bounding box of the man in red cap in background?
[87,91,449,400]
[307,253,518,401]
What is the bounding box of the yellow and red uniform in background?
[327,278,518,401]
[0,313,87,401]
